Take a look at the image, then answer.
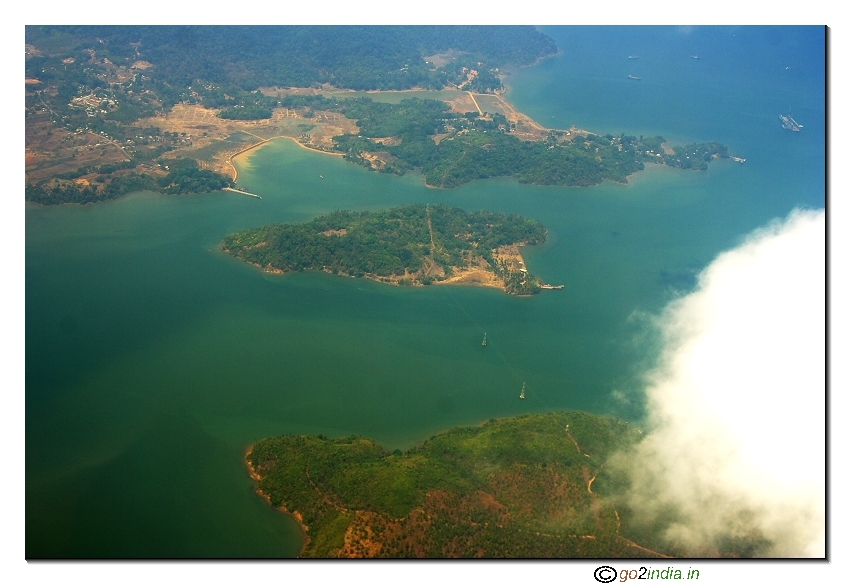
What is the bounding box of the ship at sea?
[779,114,803,132]
[628,75,641,81]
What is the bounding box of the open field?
[134,104,357,179]
[25,113,131,183]
[27,82,584,189]
[263,85,583,143]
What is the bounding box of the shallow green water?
[26,27,824,558]
[22,143,766,557]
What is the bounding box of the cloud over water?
[615,208,825,557]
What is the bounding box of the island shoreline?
[245,445,310,557]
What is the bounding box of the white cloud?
[614,208,825,557]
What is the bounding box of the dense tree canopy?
[303,97,727,188]
[26,158,232,204]
[222,204,547,294]
[247,411,650,558]
[26,26,558,93]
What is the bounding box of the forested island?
[247,411,663,558]
[222,205,548,295]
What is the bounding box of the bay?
[25,26,824,558]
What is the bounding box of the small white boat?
[482,332,487,347]
[520,382,526,400]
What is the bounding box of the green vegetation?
[25,158,232,204]
[27,26,557,94]
[221,205,547,295]
[155,158,233,194]
[281,95,729,188]
[26,26,732,203]
[217,106,273,120]
[665,141,729,170]
[25,26,558,204]
[247,411,655,558]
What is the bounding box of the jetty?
[223,187,262,199]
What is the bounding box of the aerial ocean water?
[24,26,825,557]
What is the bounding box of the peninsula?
[24,26,557,204]
[246,411,663,558]
[25,26,734,204]
[222,204,548,295]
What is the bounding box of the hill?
[26,26,558,94]
[246,411,666,558]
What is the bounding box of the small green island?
[222,204,551,295]
[247,411,663,558]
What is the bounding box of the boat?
[628,55,639,60]
[628,75,641,81]
[779,113,803,132]
[691,55,700,60]
[539,284,564,290]
[319,175,324,179]
[519,382,526,400]
[482,332,487,347]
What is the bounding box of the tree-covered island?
[246,411,665,558]
[222,205,549,295]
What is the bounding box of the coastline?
[223,237,538,295]
[245,445,310,556]
[241,258,509,292]
[283,135,346,157]
[527,48,563,69]
[227,253,522,294]
[227,138,273,181]
[229,135,344,181]
[432,267,504,289]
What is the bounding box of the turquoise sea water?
[25,26,825,558]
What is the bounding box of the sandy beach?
[433,267,505,289]
[228,135,345,181]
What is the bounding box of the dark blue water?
[25,26,825,558]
